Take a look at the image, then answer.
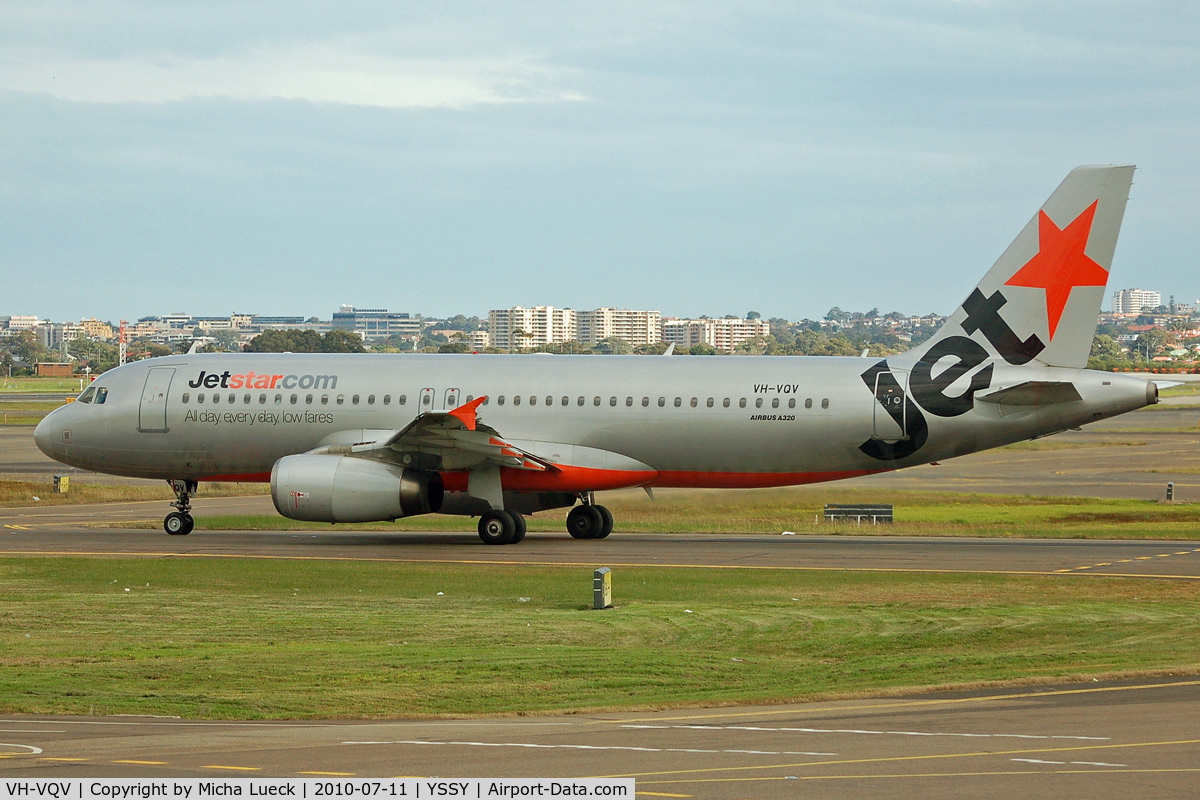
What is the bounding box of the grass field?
[1,557,1197,719]
[83,488,1200,540]
[0,377,86,393]
[0,400,62,425]
[0,479,266,507]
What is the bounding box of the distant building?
[4,315,44,333]
[660,317,770,354]
[576,308,662,346]
[79,318,114,340]
[35,322,84,351]
[331,306,422,341]
[468,330,490,350]
[488,306,577,350]
[1112,289,1162,315]
[35,362,73,377]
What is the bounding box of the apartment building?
[1112,288,1162,315]
[661,317,771,354]
[576,308,662,346]
[488,306,577,350]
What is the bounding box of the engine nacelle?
[271,454,444,523]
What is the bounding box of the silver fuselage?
[34,352,1153,493]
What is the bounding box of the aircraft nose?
[33,414,55,458]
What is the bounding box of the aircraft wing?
[308,397,557,473]
[975,381,1083,406]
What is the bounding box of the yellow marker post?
[594,567,612,609]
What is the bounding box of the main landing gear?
[164,479,196,536]
[475,494,614,545]
[477,509,527,546]
[566,494,613,540]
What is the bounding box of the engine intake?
[271,454,443,523]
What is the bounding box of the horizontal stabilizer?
[975,381,1082,406]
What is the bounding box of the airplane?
[34,165,1158,545]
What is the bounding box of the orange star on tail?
[1004,200,1108,341]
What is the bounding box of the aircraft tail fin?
[910,165,1135,369]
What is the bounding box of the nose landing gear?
[165,479,196,536]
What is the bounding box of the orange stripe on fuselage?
[200,468,886,492]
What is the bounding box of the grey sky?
[2,1,1197,323]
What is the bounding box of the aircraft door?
[872,369,909,442]
[419,388,435,412]
[444,388,460,408]
[138,367,175,433]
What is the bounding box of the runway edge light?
[594,567,612,610]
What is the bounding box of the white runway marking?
[621,724,1109,741]
[1013,758,1126,767]
[0,744,43,755]
[342,740,836,757]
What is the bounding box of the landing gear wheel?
[164,512,194,536]
[165,479,197,537]
[478,510,515,545]
[567,505,604,539]
[594,505,614,539]
[507,511,527,544]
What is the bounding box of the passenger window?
[755,398,763,408]
[421,394,431,407]
[337,395,345,405]
[352,395,360,405]
[546,396,553,407]
[383,395,390,405]
[674,397,682,407]
[788,398,795,409]
[577,396,585,406]
[805,398,813,409]
[562,396,569,406]
[290,394,298,404]
[822,398,830,409]
[739,398,747,408]
[274,394,282,404]
[182,393,190,404]
[514,396,522,406]
[658,397,665,407]
[625,397,633,407]
[213,394,220,404]
[96,387,108,404]
[228,393,236,404]
[706,397,713,408]
[642,397,649,407]
[529,396,537,406]
[609,396,617,407]
[772,398,779,409]
[498,396,506,406]
[198,394,205,404]
[259,394,267,404]
[244,393,251,404]
[594,396,601,406]
[690,397,698,408]
[723,398,730,408]
[306,394,313,404]
[464,395,473,404]
[368,395,376,405]
[321,395,329,405]
[399,395,407,405]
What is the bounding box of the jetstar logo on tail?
[187,369,338,391]
[859,288,1047,462]
[1004,201,1106,341]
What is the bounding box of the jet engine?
[271,454,444,523]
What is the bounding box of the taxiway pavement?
[2,677,1199,799]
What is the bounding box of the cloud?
[0,43,587,108]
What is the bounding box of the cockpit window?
[77,386,97,404]
[95,387,108,404]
